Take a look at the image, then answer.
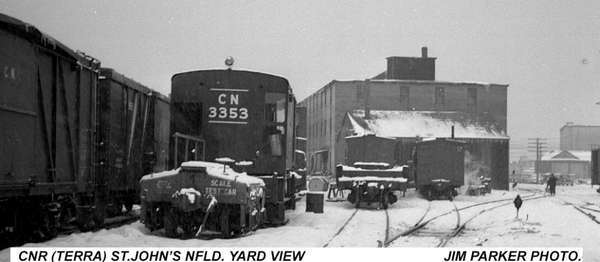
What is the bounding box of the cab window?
[265,92,286,124]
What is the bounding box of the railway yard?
[3,183,600,261]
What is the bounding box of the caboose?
[140,65,297,237]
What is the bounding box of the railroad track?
[437,194,547,247]
[383,193,540,247]
[322,208,360,247]
[556,196,600,225]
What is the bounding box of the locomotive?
[140,67,298,237]
[0,13,169,246]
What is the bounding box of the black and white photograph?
[0,1,599,261]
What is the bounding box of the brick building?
[299,48,509,189]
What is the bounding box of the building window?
[467,87,477,112]
[435,87,445,107]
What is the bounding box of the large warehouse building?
[299,47,510,189]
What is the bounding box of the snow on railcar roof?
[140,168,181,181]
[338,176,408,183]
[181,161,265,186]
[339,164,406,172]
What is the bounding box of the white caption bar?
[10,247,584,262]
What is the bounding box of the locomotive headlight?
[225,56,235,68]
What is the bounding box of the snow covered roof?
[541,150,591,162]
[332,79,508,87]
[339,164,406,172]
[181,161,265,186]
[345,110,508,139]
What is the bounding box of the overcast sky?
[2,1,600,159]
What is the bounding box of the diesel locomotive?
[139,67,298,237]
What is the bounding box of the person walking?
[546,173,557,196]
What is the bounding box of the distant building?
[539,150,590,181]
[560,123,600,151]
[299,47,509,189]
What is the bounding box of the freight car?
[140,66,298,237]
[95,68,170,221]
[140,161,266,238]
[335,163,408,209]
[592,148,600,191]
[414,138,465,200]
[0,13,169,246]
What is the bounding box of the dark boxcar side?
[97,68,169,216]
[0,13,99,244]
[592,149,600,185]
[415,138,465,189]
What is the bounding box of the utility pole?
[527,138,548,184]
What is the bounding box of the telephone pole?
[527,138,548,183]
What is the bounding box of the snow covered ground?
[3,183,600,261]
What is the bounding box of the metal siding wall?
[0,29,38,183]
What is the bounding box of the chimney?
[421,46,428,58]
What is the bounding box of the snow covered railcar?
[140,161,265,237]
[415,138,465,200]
[170,69,297,225]
[335,163,408,209]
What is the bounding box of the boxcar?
[592,149,600,187]
[415,138,465,200]
[0,13,170,246]
[96,68,170,219]
[0,13,100,244]
[164,69,296,227]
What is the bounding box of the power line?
[527,138,549,183]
